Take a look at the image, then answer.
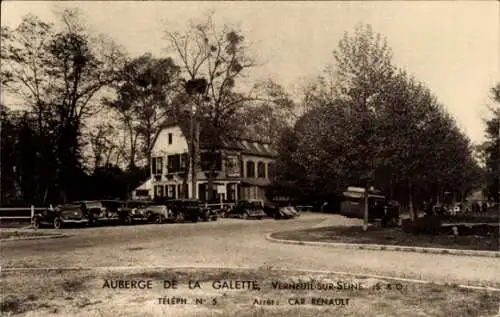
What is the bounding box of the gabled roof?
[159,117,278,158]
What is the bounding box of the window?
[168,133,173,145]
[154,185,164,198]
[257,162,266,178]
[227,183,237,201]
[151,157,163,175]
[246,161,255,178]
[200,152,222,171]
[177,184,183,199]
[168,154,180,173]
[168,185,176,199]
[225,155,240,177]
[267,162,276,179]
[166,154,189,173]
[180,153,188,171]
[240,160,244,177]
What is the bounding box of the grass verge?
[1,268,498,317]
[0,230,62,240]
[271,226,500,251]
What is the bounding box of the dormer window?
[168,133,173,145]
[267,162,276,179]
[246,161,255,178]
[257,162,266,178]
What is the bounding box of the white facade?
[138,124,277,201]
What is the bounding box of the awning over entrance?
[135,178,152,191]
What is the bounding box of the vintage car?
[145,204,171,223]
[199,203,219,222]
[98,200,126,224]
[164,199,216,223]
[32,203,89,229]
[263,201,279,217]
[227,200,266,220]
[261,201,298,219]
[118,200,155,224]
[276,206,299,219]
[31,200,121,229]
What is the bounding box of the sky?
[1,1,499,144]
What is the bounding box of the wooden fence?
[0,205,53,220]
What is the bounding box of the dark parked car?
[98,200,126,224]
[31,200,121,229]
[262,201,298,219]
[263,201,279,217]
[118,200,154,224]
[227,200,266,219]
[144,204,170,223]
[164,199,216,223]
[32,203,89,229]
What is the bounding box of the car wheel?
[32,217,41,230]
[242,212,249,220]
[124,215,133,225]
[53,217,63,229]
[154,215,163,224]
[176,212,185,223]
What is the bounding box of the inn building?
[132,121,278,202]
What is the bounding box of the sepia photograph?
[1,1,499,316]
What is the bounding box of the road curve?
[1,214,498,288]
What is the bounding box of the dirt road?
[2,214,498,287]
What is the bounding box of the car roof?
[170,199,200,203]
[101,200,126,203]
[71,200,104,204]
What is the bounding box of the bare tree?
[165,15,260,200]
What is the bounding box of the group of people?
[469,201,491,213]
[423,200,491,216]
[371,200,400,227]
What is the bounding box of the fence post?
[50,204,53,211]
[31,205,35,219]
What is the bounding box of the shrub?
[402,215,442,235]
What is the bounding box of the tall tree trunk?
[389,177,394,201]
[408,181,415,221]
[206,147,218,202]
[363,179,369,231]
[43,187,49,205]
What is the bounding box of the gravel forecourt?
[1,213,499,288]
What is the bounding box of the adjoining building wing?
[132,179,153,199]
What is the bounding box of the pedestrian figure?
[481,202,488,213]
[423,201,432,217]
[380,202,388,228]
[473,202,480,213]
[321,201,327,213]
